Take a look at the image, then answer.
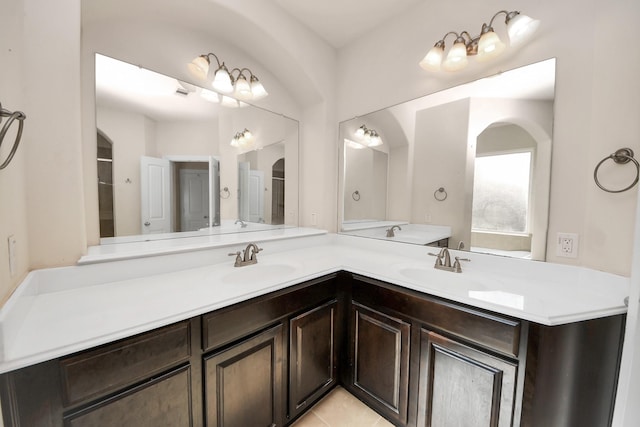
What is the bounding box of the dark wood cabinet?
[204,324,285,427]
[0,271,625,427]
[289,299,339,419]
[349,301,411,426]
[417,329,517,427]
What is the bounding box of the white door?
[140,156,171,234]
[249,170,265,223]
[179,169,210,231]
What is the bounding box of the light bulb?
[243,129,252,140]
[419,42,445,71]
[443,39,469,71]
[355,125,366,138]
[507,13,540,47]
[187,55,209,80]
[212,65,234,93]
[234,75,252,100]
[250,76,268,100]
[477,28,505,61]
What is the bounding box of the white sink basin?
[220,263,298,285]
[395,265,488,291]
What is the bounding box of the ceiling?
[273,0,424,48]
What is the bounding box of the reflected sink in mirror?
[220,263,298,285]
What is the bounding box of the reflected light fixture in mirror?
[354,125,383,147]
[188,52,268,100]
[231,128,254,148]
[419,10,540,72]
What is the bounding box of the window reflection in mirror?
[94,54,299,244]
[338,58,555,261]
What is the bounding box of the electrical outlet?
[311,213,317,227]
[425,213,432,223]
[556,233,579,258]
[8,235,17,277]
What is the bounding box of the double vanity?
[0,231,628,426]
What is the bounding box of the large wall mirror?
[339,59,555,261]
[95,54,299,244]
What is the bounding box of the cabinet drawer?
[202,275,338,352]
[60,321,191,406]
[65,365,192,427]
[352,276,521,358]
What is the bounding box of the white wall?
[338,0,640,276]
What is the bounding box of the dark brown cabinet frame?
[0,271,626,427]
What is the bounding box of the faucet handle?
[428,251,444,266]
[249,245,263,260]
[228,251,243,267]
[453,256,471,273]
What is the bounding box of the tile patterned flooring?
[292,387,394,427]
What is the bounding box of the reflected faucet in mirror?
[386,225,402,237]
[338,58,555,262]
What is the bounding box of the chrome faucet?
[235,219,247,228]
[428,247,470,273]
[228,243,263,267]
[386,225,402,237]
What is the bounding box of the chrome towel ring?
[594,148,640,193]
[434,187,447,201]
[352,190,361,201]
[0,102,27,171]
[220,187,231,199]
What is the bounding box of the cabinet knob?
[144,221,151,227]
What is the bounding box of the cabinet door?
[417,330,517,427]
[349,302,410,425]
[289,300,338,418]
[204,324,284,427]
[65,366,192,427]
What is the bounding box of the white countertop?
[0,233,629,374]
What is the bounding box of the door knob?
[144,221,151,226]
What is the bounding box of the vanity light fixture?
[354,125,383,147]
[419,10,540,72]
[230,128,253,148]
[188,53,268,101]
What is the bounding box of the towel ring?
[352,190,361,201]
[594,148,640,193]
[434,187,447,201]
[220,186,231,199]
[0,103,27,171]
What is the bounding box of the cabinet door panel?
[289,300,338,417]
[350,302,410,425]
[65,366,192,427]
[204,324,283,427]
[418,330,517,427]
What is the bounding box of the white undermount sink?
[395,264,489,291]
[220,263,298,285]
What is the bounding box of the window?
[472,151,532,233]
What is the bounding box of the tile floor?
[292,386,394,427]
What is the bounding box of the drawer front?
[352,276,521,358]
[60,321,191,406]
[65,366,192,427]
[202,275,338,352]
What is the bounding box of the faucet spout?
[235,219,247,228]
[386,225,402,238]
